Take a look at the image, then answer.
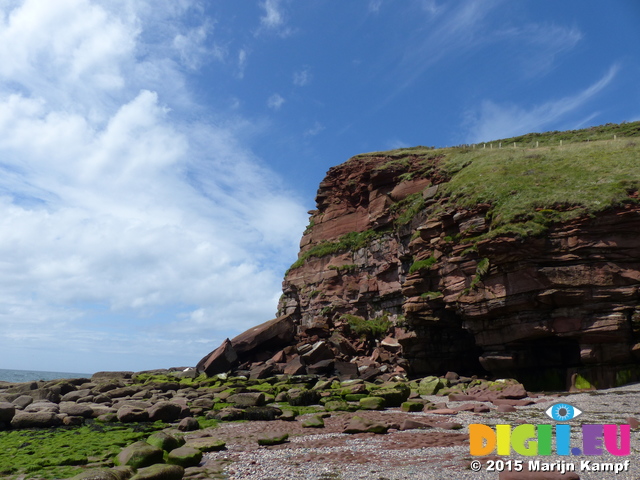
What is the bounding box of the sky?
[0,0,638,374]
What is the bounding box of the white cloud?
[237,48,248,78]
[304,121,325,137]
[0,0,307,372]
[464,65,619,143]
[293,67,311,86]
[260,0,284,29]
[257,0,293,37]
[267,93,285,110]
[368,0,383,13]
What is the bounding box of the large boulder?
[116,441,164,469]
[59,402,94,418]
[0,402,15,423]
[195,338,238,376]
[147,401,182,422]
[166,446,203,468]
[231,315,295,356]
[11,411,62,428]
[147,431,185,452]
[130,464,184,480]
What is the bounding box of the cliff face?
[277,124,640,390]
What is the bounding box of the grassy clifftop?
[359,121,640,240]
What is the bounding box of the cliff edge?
[200,121,640,391]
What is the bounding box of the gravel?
[201,383,640,480]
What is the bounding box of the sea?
[0,368,92,383]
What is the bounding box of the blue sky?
[0,0,638,373]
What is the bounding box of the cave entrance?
[514,337,581,391]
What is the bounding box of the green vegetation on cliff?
[368,121,640,240]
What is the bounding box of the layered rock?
[272,140,640,390]
[195,124,640,390]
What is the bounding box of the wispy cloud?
[368,0,383,13]
[463,64,620,143]
[258,0,293,37]
[293,67,311,86]
[267,93,285,110]
[0,0,307,371]
[304,121,324,137]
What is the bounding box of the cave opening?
[513,336,581,391]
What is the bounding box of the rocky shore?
[2,369,639,479]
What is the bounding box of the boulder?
[244,406,282,421]
[286,388,320,406]
[177,417,200,432]
[359,397,386,410]
[117,405,149,423]
[12,395,34,409]
[300,341,335,365]
[257,432,289,446]
[130,464,184,480]
[418,376,445,395]
[283,357,306,375]
[400,401,424,412]
[213,407,245,421]
[399,419,433,431]
[147,431,185,452]
[185,437,226,452]
[70,467,134,480]
[231,315,295,356]
[0,402,15,423]
[147,401,183,422]
[11,411,62,428]
[116,441,164,469]
[167,446,203,468]
[195,338,238,377]
[306,359,335,375]
[301,414,325,428]
[226,392,265,407]
[59,402,94,418]
[343,416,388,434]
[25,401,59,413]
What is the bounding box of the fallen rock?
[10,411,62,428]
[227,392,265,407]
[399,419,432,431]
[301,414,325,428]
[343,415,388,434]
[116,441,164,469]
[147,401,182,422]
[166,446,203,468]
[117,405,149,423]
[359,396,386,410]
[178,417,200,432]
[0,402,15,423]
[70,467,135,480]
[147,431,185,452]
[258,432,289,446]
[130,464,184,480]
[185,437,226,452]
[195,338,238,377]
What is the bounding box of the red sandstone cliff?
[197,123,640,390]
[275,128,640,390]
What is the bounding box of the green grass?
[343,314,391,339]
[408,256,437,274]
[287,229,389,273]
[441,140,640,239]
